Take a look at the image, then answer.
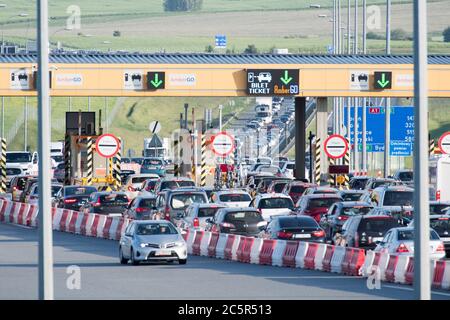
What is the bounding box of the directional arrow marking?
[150,73,163,88]
[280,70,293,85]
[377,73,390,88]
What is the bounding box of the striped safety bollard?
[314,137,321,185]
[173,134,180,177]
[429,139,435,157]
[108,157,114,189]
[328,158,336,187]
[200,134,207,187]
[64,134,71,185]
[113,137,122,190]
[86,137,94,185]
[0,138,6,193]
[343,139,350,190]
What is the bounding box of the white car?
[250,193,295,221]
[281,161,295,179]
[211,190,252,208]
[26,183,63,206]
[6,151,38,175]
[124,173,160,200]
[374,227,446,260]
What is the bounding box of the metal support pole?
[295,97,306,180]
[37,0,54,300]
[347,0,351,54]
[362,0,367,174]
[354,0,358,54]
[1,96,4,138]
[88,96,91,111]
[105,97,108,133]
[362,0,367,54]
[24,97,28,151]
[68,96,72,111]
[413,0,430,301]
[386,0,391,54]
[384,0,392,178]
[184,103,188,129]
[354,97,359,173]
[219,105,223,131]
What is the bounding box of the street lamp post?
[384,0,392,177]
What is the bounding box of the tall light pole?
[24,97,28,151]
[37,0,54,300]
[353,0,359,173]
[413,0,430,301]
[384,0,392,177]
[219,104,223,131]
[362,0,367,174]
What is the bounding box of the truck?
[429,155,450,201]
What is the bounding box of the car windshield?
[171,193,206,209]
[132,176,153,184]
[352,179,368,190]
[136,223,177,235]
[372,181,392,189]
[398,229,440,241]
[279,217,318,228]
[383,191,414,206]
[342,206,372,216]
[342,193,364,201]
[6,168,21,175]
[33,185,62,196]
[219,193,251,202]
[51,155,63,163]
[257,166,279,174]
[142,159,163,166]
[198,207,221,218]
[139,198,156,208]
[259,197,294,209]
[398,172,413,181]
[225,211,262,222]
[6,153,31,163]
[290,185,307,194]
[430,218,450,235]
[358,218,400,233]
[307,198,340,209]
[99,194,129,204]
[65,186,97,196]
[430,204,450,215]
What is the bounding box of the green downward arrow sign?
[151,73,163,88]
[377,73,390,88]
[280,70,293,85]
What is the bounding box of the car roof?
[191,203,227,208]
[160,177,194,182]
[373,185,414,192]
[132,220,174,225]
[304,194,342,199]
[135,194,157,200]
[215,189,250,195]
[95,191,127,195]
[219,207,260,213]
[129,173,159,178]
[257,193,291,199]
[340,201,373,207]
[339,189,366,194]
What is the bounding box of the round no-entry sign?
[211,132,234,156]
[324,134,348,159]
[96,134,120,158]
[438,132,450,154]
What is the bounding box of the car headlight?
[140,243,147,248]
[257,221,268,227]
[175,241,185,247]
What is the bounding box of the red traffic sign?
[211,132,234,156]
[438,132,450,154]
[96,134,120,158]
[324,134,348,159]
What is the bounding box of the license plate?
[294,234,311,239]
[372,237,383,242]
[155,250,171,256]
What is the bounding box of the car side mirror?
[205,218,213,224]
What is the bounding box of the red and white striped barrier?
[295,241,309,268]
[215,233,228,259]
[272,240,287,267]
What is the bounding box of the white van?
[254,104,272,124]
[429,155,450,201]
[51,141,64,156]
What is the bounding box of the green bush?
[366,32,385,40]
[243,44,258,54]
[390,28,411,41]
[163,0,203,12]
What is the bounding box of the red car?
[282,181,316,204]
[295,194,343,222]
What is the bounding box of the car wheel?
[178,259,187,265]
[119,246,128,265]
[130,248,139,265]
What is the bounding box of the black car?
[54,185,98,211]
[124,195,157,220]
[261,215,326,243]
[206,208,267,237]
[320,202,374,239]
[82,192,129,216]
[337,190,368,202]
[429,201,450,215]
[348,176,369,190]
[336,215,401,249]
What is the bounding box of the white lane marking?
[384,285,450,297]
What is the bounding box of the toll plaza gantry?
[1,53,450,180]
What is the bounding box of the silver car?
[119,220,187,265]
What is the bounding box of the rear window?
[430,204,450,215]
[259,197,294,209]
[342,206,373,216]
[132,176,151,184]
[136,223,177,235]
[273,182,288,193]
[33,185,62,196]
[65,186,97,196]
[198,207,221,218]
[398,172,413,181]
[138,198,156,208]
[430,218,450,235]
[170,193,206,209]
[358,218,400,233]
[372,181,391,189]
[161,181,179,190]
[398,229,440,241]
[130,158,144,164]
[6,168,21,175]
[342,193,364,202]
[225,211,262,222]
[307,198,340,209]
[383,191,413,206]
[6,153,32,163]
[290,185,307,194]
[219,194,251,202]
[279,217,318,228]
[351,179,368,190]
[142,159,163,166]
[314,190,337,195]
[258,166,279,174]
[178,180,195,187]
[99,194,129,204]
